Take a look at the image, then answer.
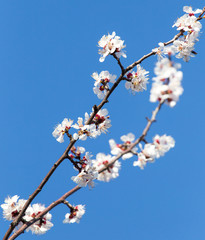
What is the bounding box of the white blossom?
[152,42,177,58]
[172,6,202,62]
[71,161,98,188]
[63,205,85,224]
[172,35,197,62]
[133,144,156,170]
[73,109,111,140]
[98,32,126,62]
[109,133,137,160]
[173,12,202,32]
[140,143,157,160]
[84,108,111,136]
[92,153,121,182]
[92,71,116,99]
[52,118,73,143]
[125,65,149,93]
[153,134,175,158]
[133,153,147,170]
[92,71,116,86]
[134,135,175,170]
[25,204,53,235]
[1,195,27,221]
[72,117,96,140]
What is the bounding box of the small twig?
[112,53,125,73]
[122,77,131,81]
[66,132,73,141]
[131,150,138,156]
[197,7,205,20]
[63,200,74,210]
[67,155,81,172]
[125,30,184,72]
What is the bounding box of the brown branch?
[125,30,184,72]
[3,138,76,240]
[8,100,164,240]
[112,53,125,73]
[67,155,81,172]
[8,186,81,240]
[197,7,205,20]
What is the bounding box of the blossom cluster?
[150,58,183,107]
[1,196,53,235]
[152,6,203,61]
[52,108,111,142]
[172,6,202,62]
[109,133,138,160]
[133,135,175,169]
[92,153,121,182]
[71,151,98,188]
[63,204,85,224]
[125,65,149,94]
[98,31,127,62]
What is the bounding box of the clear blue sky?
[1,1,205,239]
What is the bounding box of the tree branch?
[7,100,164,240]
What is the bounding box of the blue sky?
[0,1,205,239]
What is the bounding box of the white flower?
[52,118,73,143]
[92,71,116,86]
[134,135,175,169]
[152,42,177,58]
[173,12,202,32]
[125,65,149,93]
[71,161,98,188]
[94,108,111,134]
[72,117,96,141]
[109,133,137,160]
[140,143,157,160]
[85,108,111,136]
[153,134,175,158]
[92,71,116,99]
[92,153,121,182]
[98,32,126,62]
[173,38,195,62]
[63,205,85,224]
[133,144,156,170]
[1,195,27,221]
[133,153,147,170]
[25,204,53,235]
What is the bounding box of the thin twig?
[112,53,125,73]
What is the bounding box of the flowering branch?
[2,5,205,240]
[7,100,164,240]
